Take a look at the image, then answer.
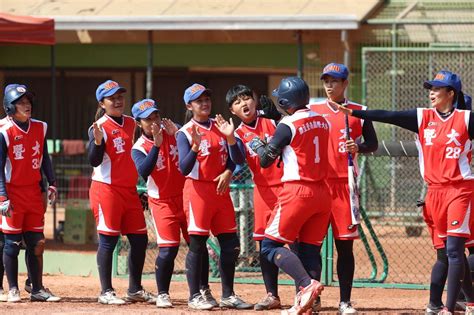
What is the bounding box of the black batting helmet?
[3,84,33,115]
[272,76,309,113]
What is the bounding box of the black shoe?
[30,288,61,302]
[24,279,32,294]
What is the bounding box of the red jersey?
[279,109,330,182]
[416,108,473,185]
[0,118,46,185]
[235,117,283,186]
[309,100,365,179]
[91,114,137,187]
[179,119,229,181]
[132,133,184,199]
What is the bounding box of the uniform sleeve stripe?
[416,108,424,129]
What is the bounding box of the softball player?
[309,63,378,314]
[88,80,154,305]
[131,98,191,308]
[0,84,60,303]
[226,84,283,310]
[249,76,331,314]
[177,83,252,310]
[334,70,474,314]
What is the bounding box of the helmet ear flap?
[278,98,290,109]
[4,103,15,115]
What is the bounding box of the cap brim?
[320,72,347,80]
[102,86,127,98]
[137,107,159,119]
[424,80,452,89]
[271,88,279,97]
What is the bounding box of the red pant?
[149,194,189,247]
[183,179,236,236]
[89,181,146,236]
[2,184,44,234]
[265,181,331,245]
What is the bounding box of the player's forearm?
[228,138,246,165]
[41,143,56,186]
[0,136,8,198]
[177,131,197,176]
[352,109,419,133]
[132,146,159,179]
[87,128,105,167]
[357,121,378,153]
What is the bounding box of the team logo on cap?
[16,87,26,93]
[434,73,446,80]
[139,100,154,111]
[189,84,205,94]
[104,81,119,91]
[323,64,342,73]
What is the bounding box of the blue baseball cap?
[96,80,126,102]
[183,83,212,104]
[320,63,349,80]
[131,99,159,120]
[423,70,462,93]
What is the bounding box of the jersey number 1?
[313,136,320,163]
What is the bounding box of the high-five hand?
[92,122,104,145]
[191,124,202,152]
[152,123,163,147]
[162,118,178,136]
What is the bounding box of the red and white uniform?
[133,133,188,246]
[89,115,146,236]
[179,119,236,236]
[264,109,332,245]
[0,116,10,231]
[415,108,473,240]
[309,100,366,240]
[235,117,283,240]
[1,119,46,233]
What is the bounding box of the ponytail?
[95,105,105,121]
[454,90,466,110]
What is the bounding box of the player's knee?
[298,242,321,260]
[127,233,148,250]
[23,232,45,256]
[188,235,208,254]
[261,238,284,263]
[4,235,22,257]
[218,233,240,264]
[437,248,448,265]
[446,237,465,265]
[158,246,179,262]
[98,234,120,252]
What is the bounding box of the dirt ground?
[0,273,430,315]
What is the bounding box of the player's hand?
[215,115,235,137]
[327,100,353,116]
[214,169,232,195]
[258,95,282,121]
[0,198,12,217]
[162,118,178,136]
[345,139,359,154]
[47,185,57,206]
[92,122,104,145]
[191,124,202,152]
[151,123,163,147]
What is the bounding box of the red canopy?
[0,13,54,45]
